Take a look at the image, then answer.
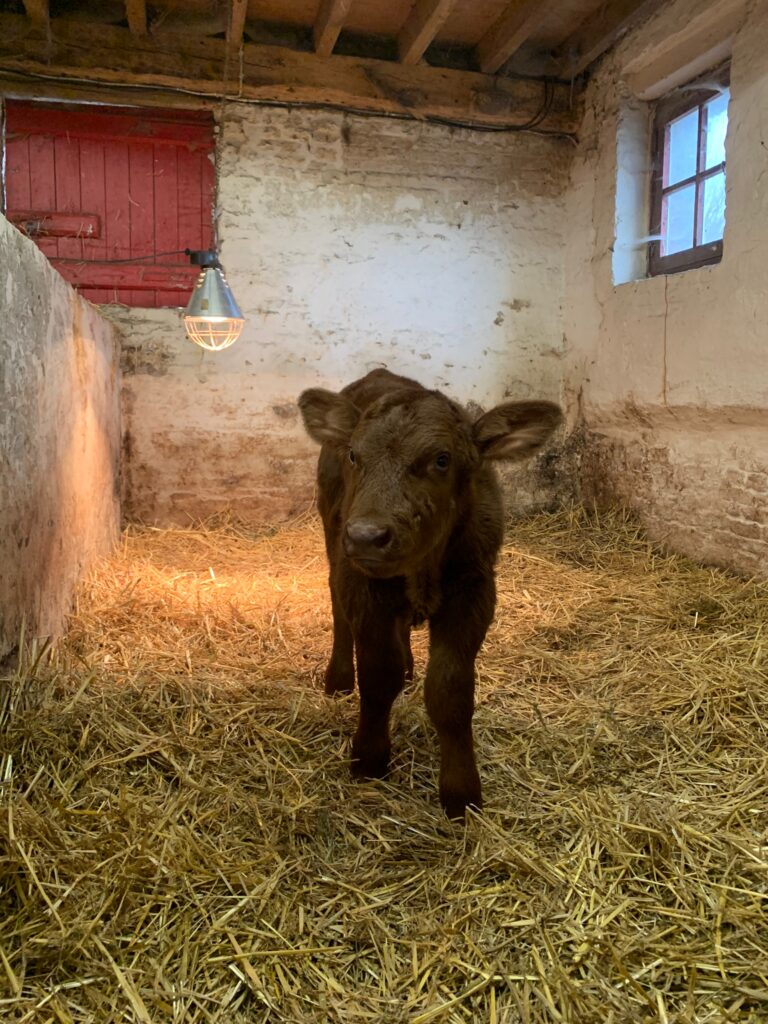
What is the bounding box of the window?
[649,72,729,276]
[3,101,215,308]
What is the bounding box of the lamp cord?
[88,248,190,264]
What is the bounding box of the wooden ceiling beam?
[125,0,147,35]
[0,14,578,133]
[397,0,456,66]
[475,0,551,75]
[314,0,352,58]
[227,0,248,55]
[556,0,663,79]
[22,0,48,26]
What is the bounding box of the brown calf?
[299,369,562,817]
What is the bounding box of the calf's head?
[299,386,562,577]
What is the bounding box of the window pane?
[666,107,699,185]
[662,183,696,255]
[703,90,729,169]
[701,170,726,244]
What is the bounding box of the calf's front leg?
[324,576,355,695]
[351,617,409,779]
[425,576,495,818]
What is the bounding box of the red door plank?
[6,102,216,147]
[8,211,101,238]
[54,134,83,261]
[103,140,133,303]
[51,260,197,290]
[5,135,32,210]
[178,150,203,251]
[79,137,109,303]
[129,144,156,306]
[28,134,58,260]
[153,143,181,306]
[80,138,108,261]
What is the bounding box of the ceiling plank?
[556,0,663,79]
[475,0,551,75]
[314,0,352,58]
[125,0,147,35]
[0,14,578,133]
[398,0,457,66]
[227,0,248,55]
[22,0,48,26]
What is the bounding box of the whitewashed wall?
[111,106,571,524]
[0,214,121,659]
[564,0,768,576]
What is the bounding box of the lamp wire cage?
[184,261,245,352]
[183,315,244,352]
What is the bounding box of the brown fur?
[299,369,562,818]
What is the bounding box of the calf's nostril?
[371,527,391,549]
[345,520,392,552]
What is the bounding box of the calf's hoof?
[350,745,390,780]
[324,662,355,696]
[440,784,483,821]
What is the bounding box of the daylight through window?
[649,76,730,276]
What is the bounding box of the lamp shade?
[184,266,245,352]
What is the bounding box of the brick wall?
[579,414,768,577]
[109,104,572,525]
[565,0,768,580]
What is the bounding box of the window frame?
[648,68,730,277]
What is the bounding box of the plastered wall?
[0,214,121,659]
[112,106,571,525]
[565,0,768,577]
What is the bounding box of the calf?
[299,369,562,817]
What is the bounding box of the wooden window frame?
[648,69,730,277]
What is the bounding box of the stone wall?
[109,105,572,525]
[564,0,768,577]
[0,214,121,660]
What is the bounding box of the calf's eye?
[435,453,451,471]
[348,448,357,465]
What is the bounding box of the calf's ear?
[472,400,563,461]
[298,388,360,445]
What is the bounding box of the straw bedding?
[1,507,767,1023]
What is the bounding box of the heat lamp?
[183,249,245,352]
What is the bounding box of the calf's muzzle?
[344,518,394,561]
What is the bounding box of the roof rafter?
[556,0,663,79]
[398,0,457,66]
[475,0,551,76]
[125,0,147,35]
[314,0,352,58]
[227,0,249,55]
[22,0,48,26]
[0,14,578,133]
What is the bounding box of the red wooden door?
[4,101,216,308]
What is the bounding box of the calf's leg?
[351,617,408,779]
[425,576,495,818]
[324,576,355,695]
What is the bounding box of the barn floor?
[2,509,767,1024]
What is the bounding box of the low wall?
[0,214,122,659]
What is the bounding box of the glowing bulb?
[183,257,244,352]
